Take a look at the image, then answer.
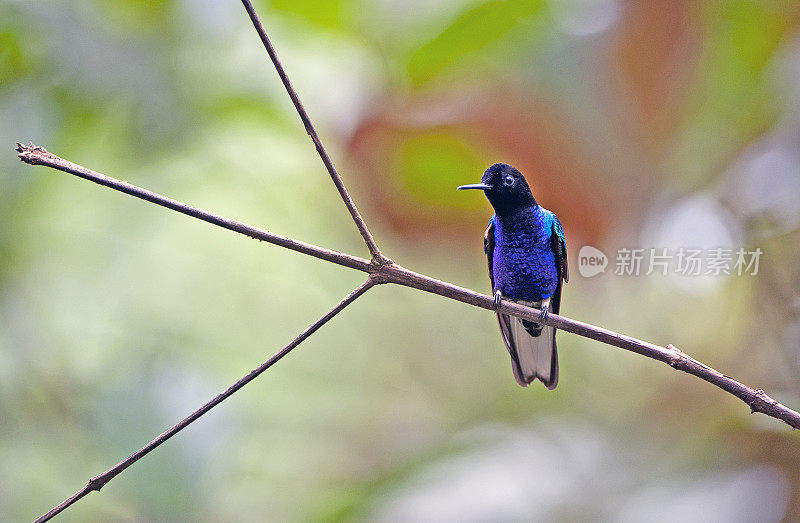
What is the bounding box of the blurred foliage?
[1,0,799,521]
[397,131,488,211]
[407,0,546,85]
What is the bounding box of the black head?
[458,163,536,215]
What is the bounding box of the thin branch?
[33,277,375,523]
[16,142,800,432]
[372,262,800,430]
[239,0,386,264]
[13,143,372,274]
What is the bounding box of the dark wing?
[484,216,496,289]
[549,214,568,314]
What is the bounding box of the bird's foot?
[493,290,502,311]
[538,304,549,321]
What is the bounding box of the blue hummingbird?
[459,163,568,388]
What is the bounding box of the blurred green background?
[2,0,800,521]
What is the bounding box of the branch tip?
[15,141,48,164]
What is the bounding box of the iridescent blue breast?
[492,206,558,302]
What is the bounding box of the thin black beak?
[457,183,492,190]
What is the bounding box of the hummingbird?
[458,163,568,388]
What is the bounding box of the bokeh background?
[2,0,800,520]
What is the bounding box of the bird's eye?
[503,175,514,186]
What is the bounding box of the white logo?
[578,245,608,278]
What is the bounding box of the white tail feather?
[497,308,558,389]
[510,317,554,383]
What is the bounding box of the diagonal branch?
[33,277,375,523]
[16,142,800,433]
[240,0,386,264]
[13,143,372,274]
